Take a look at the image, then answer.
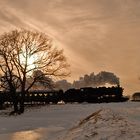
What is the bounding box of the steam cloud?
[55,71,120,91]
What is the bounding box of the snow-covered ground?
[0,102,140,140]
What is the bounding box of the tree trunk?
[0,103,4,110]
[19,99,24,114]
[10,92,19,115]
[11,89,18,114]
[13,99,18,113]
[19,91,25,114]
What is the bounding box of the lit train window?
[80,89,84,91]
[39,94,42,96]
[34,94,37,96]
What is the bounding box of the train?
[0,86,129,106]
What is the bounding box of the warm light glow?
[11,129,43,140]
[19,52,38,71]
[27,55,37,69]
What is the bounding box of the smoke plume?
[55,71,120,90]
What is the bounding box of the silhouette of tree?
[0,37,21,113]
[32,70,54,89]
[0,29,70,114]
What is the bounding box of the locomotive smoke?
[93,71,120,85]
[73,71,120,88]
[55,71,120,90]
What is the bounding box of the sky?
[0,0,140,95]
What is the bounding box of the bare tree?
[32,70,54,89]
[0,29,70,114]
[0,33,21,113]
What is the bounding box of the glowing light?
[19,52,38,71]
[11,129,43,140]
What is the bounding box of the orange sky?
[0,0,140,95]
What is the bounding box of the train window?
[39,94,42,96]
[34,94,37,96]
[44,94,47,96]
[80,89,84,92]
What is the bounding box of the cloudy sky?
[0,0,140,95]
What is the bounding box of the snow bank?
[0,102,139,140]
[60,108,140,140]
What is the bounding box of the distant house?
[132,92,140,101]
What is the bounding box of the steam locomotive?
[0,86,129,106]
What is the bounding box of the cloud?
[0,0,140,95]
[55,71,119,90]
